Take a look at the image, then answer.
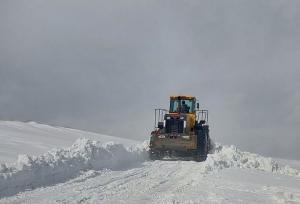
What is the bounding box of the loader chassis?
[149,96,210,161]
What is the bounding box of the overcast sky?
[1,0,300,159]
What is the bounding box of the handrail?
[154,109,168,128]
[196,109,208,123]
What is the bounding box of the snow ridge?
[203,143,300,176]
[0,139,299,199]
[0,138,148,198]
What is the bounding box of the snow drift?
[0,121,139,163]
[0,139,299,199]
[203,143,300,176]
[0,138,148,198]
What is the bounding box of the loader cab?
[169,96,196,114]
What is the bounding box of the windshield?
[169,99,195,113]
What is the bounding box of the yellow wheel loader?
[149,96,211,161]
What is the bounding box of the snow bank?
[1,138,299,199]
[0,120,140,163]
[0,138,148,198]
[202,143,300,177]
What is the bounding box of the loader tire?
[193,149,207,162]
[194,126,209,162]
[149,150,164,160]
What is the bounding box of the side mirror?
[197,103,199,110]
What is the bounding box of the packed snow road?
[0,121,300,204]
[1,143,300,204]
[1,160,300,204]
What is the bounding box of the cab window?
[170,99,195,113]
[169,99,180,113]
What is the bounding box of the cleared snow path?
[1,161,300,204]
[1,139,300,203]
[0,122,299,203]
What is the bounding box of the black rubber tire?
[194,125,210,162]
[197,130,207,154]
[192,148,207,162]
[193,155,207,162]
[149,150,164,160]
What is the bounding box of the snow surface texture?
[0,138,148,198]
[0,121,138,163]
[0,138,299,199]
[203,143,300,177]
